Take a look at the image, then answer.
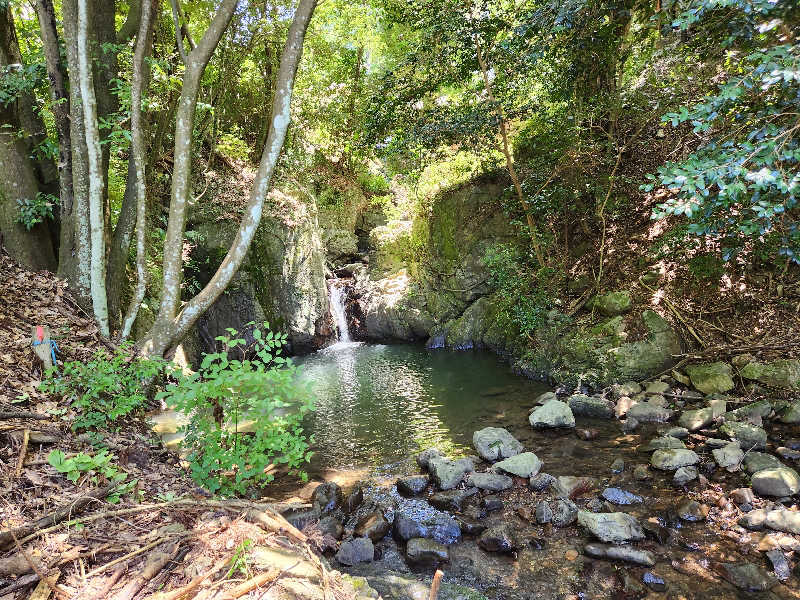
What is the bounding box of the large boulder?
[611,311,681,381]
[740,360,800,390]
[590,291,632,316]
[393,511,461,545]
[577,511,645,543]
[626,402,673,423]
[751,468,800,497]
[529,399,575,428]
[472,427,523,461]
[685,362,735,395]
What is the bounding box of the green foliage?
[216,132,251,162]
[0,61,47,106]
[226,540,254,579]
[47,449,126,484]
[357,171,390,194]
[646,0,800,263]
[17,193,57,230]
[158,324,315,496]
[688,253,725,281]
[40,346,165,432]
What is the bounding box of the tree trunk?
[144,0,318,357]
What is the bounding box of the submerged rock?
[766,549,791,581]
[529,399,575,428]
[472,427,523,461]
[393,511,461,545]
[650,449,700,470]
[751,467,800,497]
[406,538,449,564]
[601,487,643,505]
[568,394,614,419]
[642,572,667,592]
[493,452,542,478]
[721,562,777,592]
[577,511,645,543]
[336,538,374,566]
[354,511,391,541]
[677,500,709,522]
[642,436,685,451]
[584,543,655,566]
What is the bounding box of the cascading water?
[328,279,352,343]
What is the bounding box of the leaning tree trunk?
[144,0,318,358]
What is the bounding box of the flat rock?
[719,421,767,450]
[406,538,449,564]
[428,457,473,490]
[721,562,776,592]
[529,399,575,428]
[751,467,800,497]
[677,407,713,432]
[663,426,689,439]
[472,427,523,461]
[493,452,542,478]
[650,449,700,470]
[584,542,655,566]
[645,381,671,395]
[673,466,697,486]
[744,452,783,474]
[336,538,374,566]
[393,511,461,545]
[601,487,643,505]
[577,511,645,543]
[642,436,685,451]
[468,472,513,492]
[568,394,614,419]
[766,549,791,581]
[396,475,428,496]
[686,362,734,395]
[765,510,800,534]
[613,382,642,399]
[626,402,674,423]
[712,442,744,472]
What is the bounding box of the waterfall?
[329,280,352,343]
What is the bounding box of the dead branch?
[113,544,180,600]
[15,428,29,477]
[86,534,189,578]
[429,570,443,600]
[219,570,280,600]
[0,411,49,420]
[91,564,125,600]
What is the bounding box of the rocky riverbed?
[275,375,800,599]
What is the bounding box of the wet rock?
[529,399,575,428]
[751,467,800,497]
[610,458,625,473]
[712,441,744,472]
[677,500,709,522]
[686,362,735,395]
[651,449,700,470]
[586,498,603,512]
[677,407,713,432]
[393,511,461,545]
[584,542,655,566]
[622,417,639,432]
[535,501,553,524]
[726,399,773,421]
[336,538,374,566]
[428,488,478,512]
[601,488,643,505]
[481,495,503,512]
[776,446,800,461]
[552,499,578,527]
[428,457,472,490]
[416,448,443,470]
[626,402,674,423]
[534,391,557,405]
[568,394,614,419]
[493,452,542,478]
[343,488,364,514]
[646,381,671,395]
[673,466,697,486]
[455,516,485,536]
[312,482,343,515]
[613,382,642,399]
[406,538,449,564]
[472,427,523,461]
[719,421,767,450]
[739,359,800,390]
[318,515,344,540]
[744,452,783,474]
[468,472,513,492]
[354,511,391,541]
[766,549,791,580]
[721,562,777,592]
[738,509,768,531]
[577,511,645,543]
[478,525,518,553]
[764,509,800,534]
[633,464,651,481]
[780,401,800,424]
[643,519,673,544]
[642,436,685,451]
[555,475,596,498]
[576,428,599,441]
[642,571,667,592]
[529,472,556,491]
[731,488,755,505]
[396,475,428,496]
[664,426,689,439]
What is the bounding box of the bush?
[41,345,165,432]
[158,323,315,496]
[17,193,57,230]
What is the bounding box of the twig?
[85,533,189,578]
[0,411,49,421]
[146,554,232,600]
[429,570,443,600]
[114,543,180,600]
[15,428,29,477]
[219,570,280,600]
[8,527,57,597]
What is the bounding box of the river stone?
[664,426,689,439]
[642,436,685,451]
[739,509,768,530]
[577,511,645,543]
[534,391,557,405]
[744,452,783,474]
[650,449,700,470]
[584,543,655,567]
[740,359,800,390]
[677,500,709,522]
[397,475,428,496]
[780,401,800,424]
[678,407,714,432]
[406,538,449,564]
[568,394,614,419]
[686,362,735,395]
[529,472,556,491]
[493,452,542,478]
[318,516,344,540]
[336,538,374,566]
[455,516,485,536]
[535,501,553,524]
[720,421,767,450]
[712,442,744,472]
[416,448,443,470]
[777,446,800,460]
[481,495,503,512]
[673,466,697,486]
[601,488,643,505]
[721,562,777,592]
[704,437,729,449]
[615,396,636,418]
[610,458,625,473]
[751,467,800,497]
[591,290,632,316]
[552,499,578,527]
[393,511,461,545]
[429,487,478,512]
[428,457,473,490]
[472,427,523,461]
[343,488,363,514]
[555,476,596,498]
[626,402,674,423]
[468,472,513,492]
[613,382,642,399]
[766,549,791,581]
[646,380,670,394]
[764,510,800,534]
[354,511,391,541]
[529,399,575,428]
[622,417,639,432]
[726,400,773,421]
[312,482,343,515]
[478,525,518,553]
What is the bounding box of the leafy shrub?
[216,132,251,162]
[17,193,57,230]
[47,449,134,503]
[357,171,390,194]
[158,323,315,496]
[41,346,165,432]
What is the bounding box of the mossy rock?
[686,362,735,395]
[589,291,632,316]
[740,360,800,390]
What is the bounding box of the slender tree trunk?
[121,0,157,341]
[144,0,318,357]
[77,0,110,336]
